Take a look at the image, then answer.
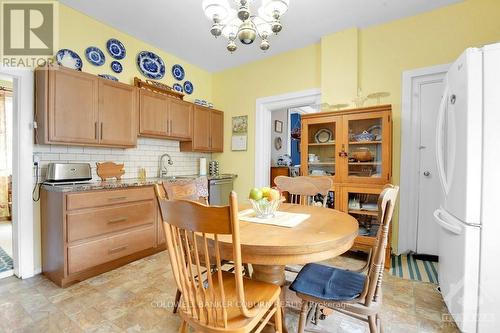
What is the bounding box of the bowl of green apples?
[248,186,282,219]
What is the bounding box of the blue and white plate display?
[106,38,126,60]
[85,46,105,66]
[172,83,183,93]
[172,64,185,81]
[98,74,119,82]
[55,49,82,70]
[137,51,165,79]
[110,61,123,73]
[183,81,194,95]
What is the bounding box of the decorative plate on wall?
[55,49,83,70]
[98,74,119,81]
[137,51,165,79]
[183,81,194,95]
[172,64,185,81]
[172,83,183,93]
[106,38,126,60]
[85,46,105,66]
[110,61,123,73]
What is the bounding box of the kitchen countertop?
[41,176,209,195]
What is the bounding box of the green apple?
[249,188,263,200]
[261,186,271,198]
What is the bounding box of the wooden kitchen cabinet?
[35,65,138,148]
[139,89,169,137]
[36,66,99,144]
[99,79,137,147]
[41,186,165,287]
[180,105,224,152]
[300,105,393,268]
[138,90,192,140]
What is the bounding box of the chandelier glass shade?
[202,0,289,53]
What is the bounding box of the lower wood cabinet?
[41,186,165,287]
[180,105,224,152]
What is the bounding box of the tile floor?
[0,251,459,333]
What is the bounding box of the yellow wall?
[213,0,500,249]
[212,43,321,196]
[58,5,213,103]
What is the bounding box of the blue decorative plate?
[106,38,126,60]
[183,81,194,95]
[137,51,165,79]
[85,46,105,66]
[110,61,123,73]
[98,74,119,82]
[55,49,82,70]
[172,83,183,93]
[172,64,185,81]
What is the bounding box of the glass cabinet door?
[302,116,341,181]
[343,112,390,184]
[343,187,382,242]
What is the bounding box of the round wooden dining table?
[217,203,359,332]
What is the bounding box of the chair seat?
[289,263,366,302]
[180,271,281,332]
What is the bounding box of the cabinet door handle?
[170,119,172,133]
[94,122,98,140]
[107,217,128,224]
[108,245,128,254]
[100,123,103,140]
[108,196,127,201]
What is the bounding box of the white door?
[411,73,445,255]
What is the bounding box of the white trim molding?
[0,66,35,278]
[254,89,321,188]
[399,63,449,254]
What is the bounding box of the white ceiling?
[60,0,462,72]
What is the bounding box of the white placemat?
[238,209,310,228]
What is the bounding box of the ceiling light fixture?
[202,0,289,53]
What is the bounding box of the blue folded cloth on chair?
[289,263,366,301]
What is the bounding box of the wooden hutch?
[300,105,393,268]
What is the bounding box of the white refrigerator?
[434,43,500,333]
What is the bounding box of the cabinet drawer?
[67,201,155,242]
[67,225,155,274]
[66,187,154,210]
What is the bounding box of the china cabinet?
[300,105,392,267]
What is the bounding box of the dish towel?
[238,209,310,228]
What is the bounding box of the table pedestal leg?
[252,264,288,333]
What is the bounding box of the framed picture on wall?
[274,120,283,133]
[232,115,248,151]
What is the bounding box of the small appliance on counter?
[43,163,93,186]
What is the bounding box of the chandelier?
[202,0,290,53]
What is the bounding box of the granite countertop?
[41,176,209,196]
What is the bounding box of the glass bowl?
[249,198,282,219]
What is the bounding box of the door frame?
[0,66,35,279]
[254,89,321,188]
[398,63,450,254]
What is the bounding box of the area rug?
[390,254,438,283]
[0,246,13,273]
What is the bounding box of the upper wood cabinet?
[99,80,137,147]
[35,66,138,148]
[138,90,192,140]
[180,106,224,153]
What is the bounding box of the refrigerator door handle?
[433,208,462,235]
[436,85,450,194]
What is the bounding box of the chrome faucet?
[158,153,173,178]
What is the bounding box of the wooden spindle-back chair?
[155,188,282,333]
[292,184,399,333]
[162,179,209,205]
[274,176,332,207]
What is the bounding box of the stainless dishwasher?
[208,174,237,206]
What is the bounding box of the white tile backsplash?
[33,137,211,181]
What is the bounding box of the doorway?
[0,79,13,278]
[255,89,321,188]
[399,64,450,255]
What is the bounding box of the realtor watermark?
[1,0,58,67]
